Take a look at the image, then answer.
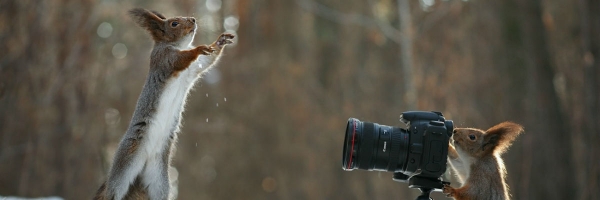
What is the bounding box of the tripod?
[393,173,449,200]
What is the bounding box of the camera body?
[342,111,453,189]
[396,111,454,180]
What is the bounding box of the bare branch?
[297,0,454,44]
[296,0,403,43]
[364,0,404,43]
[417,2,455,36]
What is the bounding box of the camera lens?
[342,118,410,172]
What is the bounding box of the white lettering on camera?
[383,141,387,152]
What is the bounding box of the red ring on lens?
[347,119,357,169]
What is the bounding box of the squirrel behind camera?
[443,122,523,200]
[94,8,234,200]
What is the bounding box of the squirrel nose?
[190,18,196,23]
[453,129,457,134]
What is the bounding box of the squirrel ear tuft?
[150,10,167,20]
[482,122,524,154]
[129,8,166,41]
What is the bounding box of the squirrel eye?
[468,134,476,140]
[171,21,179,27]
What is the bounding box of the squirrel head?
[452,122,523,158]
[129,8,197,46]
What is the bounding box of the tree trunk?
[517,0,576,199]
[398,0,416,110]
[577,0,600,198]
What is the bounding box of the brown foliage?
[0,0,598,199]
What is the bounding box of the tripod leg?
[415,188,433,200]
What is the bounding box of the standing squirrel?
[443,122,524,200]
[94,8,234,200]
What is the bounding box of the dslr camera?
[342,111,453,199]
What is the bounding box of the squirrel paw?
[197,45,215,55]
[215,33,235,48]
[442,184,455,197]
[206,46,217,54]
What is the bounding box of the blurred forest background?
[0,0,598,199]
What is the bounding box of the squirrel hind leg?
[141,157,171,199]
[105,149,146,200]
[93,183,108,200]
[123,177,150,200]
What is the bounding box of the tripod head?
[393,173,449,200]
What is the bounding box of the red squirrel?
[443,122,524,200]
[94,8,234,200]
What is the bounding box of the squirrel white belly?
[94,8,234,200]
